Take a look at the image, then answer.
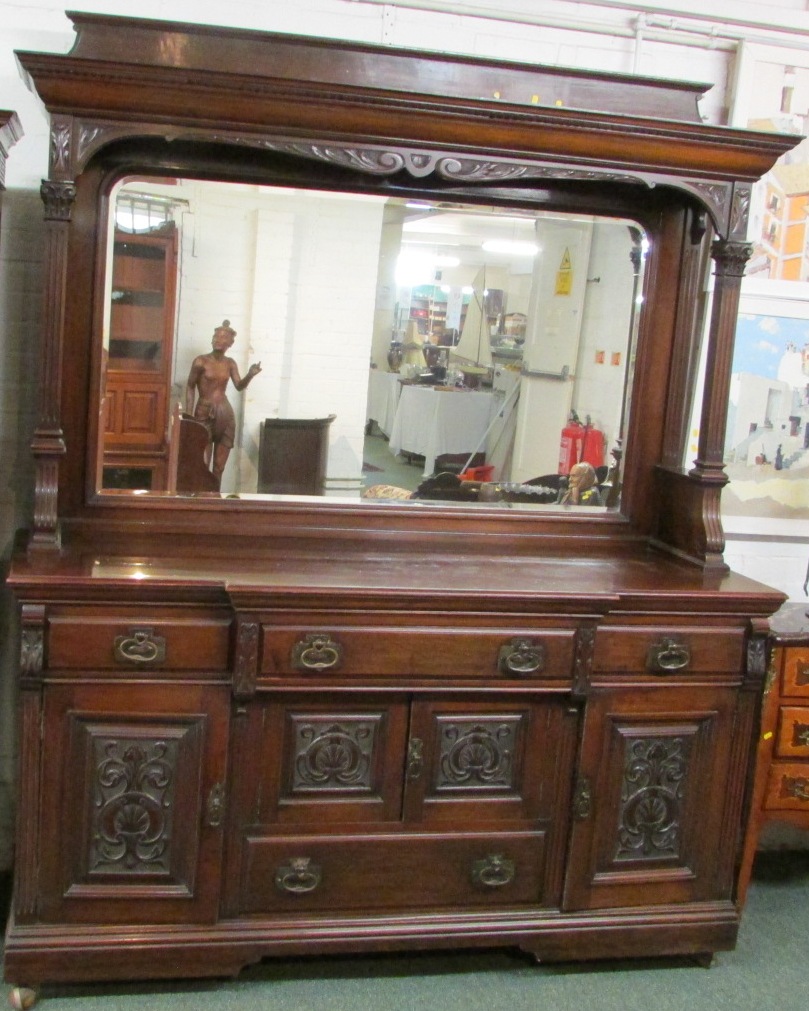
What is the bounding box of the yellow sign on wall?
[555,247,572,295]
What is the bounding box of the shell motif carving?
[437,720,517,789]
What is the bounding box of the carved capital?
[711,238,753,278]
[40,179,77,221]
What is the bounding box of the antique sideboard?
[3,13,797,1007]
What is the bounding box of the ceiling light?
[481,239,540,256]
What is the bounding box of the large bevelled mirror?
[96,175,646,510]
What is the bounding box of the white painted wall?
[2,0,808,869]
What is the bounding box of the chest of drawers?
[738,603,809,905]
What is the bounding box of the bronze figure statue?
[185,320,262,483]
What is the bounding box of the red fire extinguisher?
[559,413,605,474]
[558,414,585,474]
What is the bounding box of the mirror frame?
[17,13,796,563]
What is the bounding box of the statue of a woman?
[185,320,262,484]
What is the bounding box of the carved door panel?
[563,685,742,911]
[402,698,577,827]
[38,682,229,924]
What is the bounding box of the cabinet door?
[39,683,229,924]
[564,685,745,910]
[403,698,576,827]
[250,694,410,826]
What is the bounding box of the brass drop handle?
[291,633,343,672]
[471,853,516,888]
[275,857,322,894]
[113,627,166,666]
[647,637,690,674]
[498,638,545,677]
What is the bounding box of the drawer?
[47,611,231,671]
[764,761,809,811]
[593,626,744,677]
[775,707,809,759]
[260,625,576,682]
[240,830,546,913]
[782,648,809,698]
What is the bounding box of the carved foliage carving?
[20,628,44,678]
[91,738,176,873]
[436,718,519,791]
[258,140,646,186]
[233,620,259,699]
[291,716,378,793]
[615,736,689,861]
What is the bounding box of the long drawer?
[240,830,547,913]
[259,624,576,683]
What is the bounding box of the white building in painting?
[726,343,809,469]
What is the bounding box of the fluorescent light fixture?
[481,239,540,256]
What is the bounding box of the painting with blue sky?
[733,313,809,377]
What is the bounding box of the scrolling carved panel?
[615,736,690,862]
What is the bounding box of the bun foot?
[9,987,38,1009]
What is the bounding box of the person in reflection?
[185,320,262,484]
[557,461,603,506]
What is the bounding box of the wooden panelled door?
[101,224,178,490]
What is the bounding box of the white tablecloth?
[388,385,496,476]
[366,370,402,437]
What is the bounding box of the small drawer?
[240,830,546,913]
[775,707,809,759]
[593,627,744,677]
[764,761,809,811]
[260,626,575,682]
[782,648,809,698]
[47,611,231,671]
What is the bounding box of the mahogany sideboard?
[3,13,797,1006]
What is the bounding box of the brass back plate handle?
[498,638,546,677]
[291,632,344,672]
[646,637,691,675]
[113,627,166,666]
[471,853,516,888]
[275,857,322,894]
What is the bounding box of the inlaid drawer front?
[764,761,809,810]
[775,707,809,758]
[47,612,231,671]
[240,831,546,913]
[592,627,744,677]
[782,649,809,698]
[260,626,576,682]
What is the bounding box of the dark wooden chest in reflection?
[257,415,335,496]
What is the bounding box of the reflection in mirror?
[98,177,646,509]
